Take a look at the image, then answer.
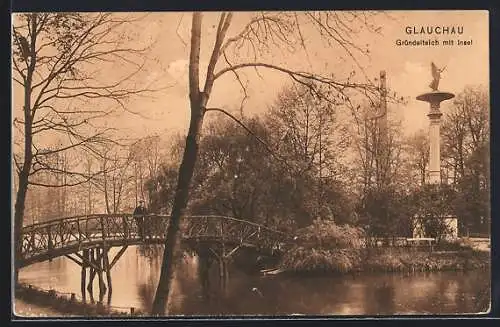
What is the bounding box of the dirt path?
[13,298,76,318]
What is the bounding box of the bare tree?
[266,83,349,177]
[18,145,72,224]
[12,13,154,284]
[405,129,430,186]
[129,135,165,208]
[151,11,387,315]
[84,156,95,215]
[351,104,399,193]
[441,85,489,234]
[93,145,134,214]
[442,85,489,183]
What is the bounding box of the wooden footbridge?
[19,214,289,303]
[20,214,288,268]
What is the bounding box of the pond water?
[18,245,490,316]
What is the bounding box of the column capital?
[427,111,443,120]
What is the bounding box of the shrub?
[294,219,365,249]
[280,220,364,273]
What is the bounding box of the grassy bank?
[280,245,489,274]
[279,220,489,274]
[363,248,489,273]
[14,284,145,317]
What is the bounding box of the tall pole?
[378,70,388,188]
[318,106,322,213]
[379,71,388,144]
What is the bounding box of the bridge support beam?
[103,246,112,305]
[81,249,88,302]
[190,240,246,300]
[197,247,213,300]
[87,248,96,303]
[96,248,107,303]
[65,246,125,305]
[198,242,240,296]
[219,257,229,293]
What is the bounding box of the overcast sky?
[12,10,489,143]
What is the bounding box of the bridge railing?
[20,214,167,259]
[20,214,288,265]
[183,215,289,249]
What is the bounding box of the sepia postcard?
[11,10,491,318]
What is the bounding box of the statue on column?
[429,62,446,92]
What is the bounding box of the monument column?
[417,91,454,184]
[416,62,455,185]
[413,62,458,240]
[427,102,443,184]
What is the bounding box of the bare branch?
[28,179,94,188]
[13,154,23,174]
[220,15,272,54]
[33,131,109,157]
[294,13,312,70]
[175,13,188,47]
[214,62,376,92]
[222,51,248,116]
[203,12,233,97]
[305,12,370,80]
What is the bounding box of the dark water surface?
[19,245,490,316]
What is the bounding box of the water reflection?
[19,246,490,315]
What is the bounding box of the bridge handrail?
[21,214,286,236]
[187,215,287,235]
[22,213,147,230]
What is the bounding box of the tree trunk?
[14,54,35,285]
[151,108,205,314]
[14,123,32,284]
[14,172,29,285]
[151,13,203,315]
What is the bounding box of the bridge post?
[123,215,129,240]
[78,246,114,306]
[30,231,35,253]
[100,216,106,241]
[87,248,96,303]
[218,256,228,293]
[96,247,107,303]
[81,249,88,303]
[103,246,113,305]
[197,247,212,300]
[77,220,82,249]
[47,225,53,262]
[219,220,229,293]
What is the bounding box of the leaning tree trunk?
[150,108,205,314]
[151,13,204,315]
